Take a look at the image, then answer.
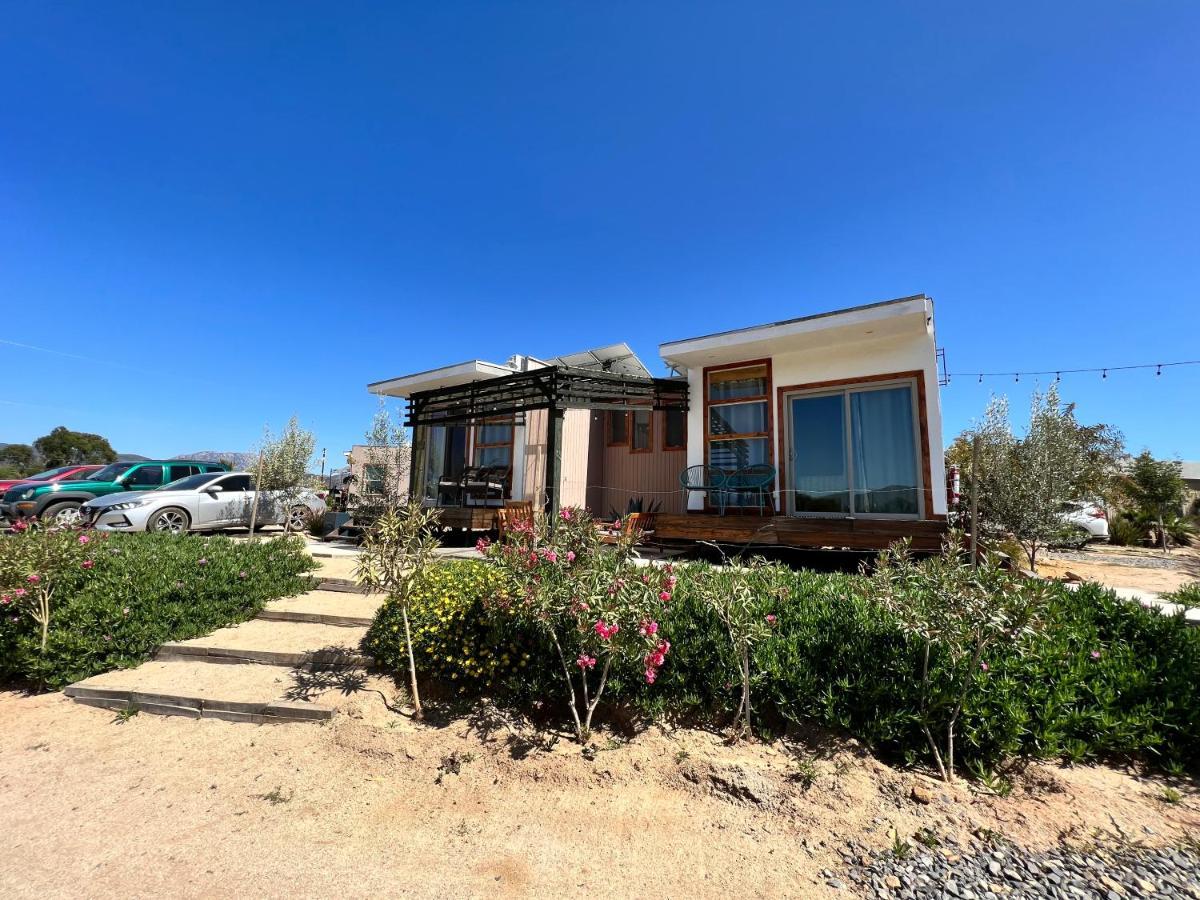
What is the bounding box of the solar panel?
[549,342,651,378]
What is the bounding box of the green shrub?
[1164,583,1200,607]
[1,529,317,689]
[364,560,539,696]
[366,555,1200,773]
[1107,515,1144,547]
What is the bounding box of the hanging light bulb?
[1055,371,1061,382]
[978,374,983,384]
[1015,373,1020,383]
[1102,369,1108,379]
[1156,364,1162,376]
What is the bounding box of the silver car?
[81,471,326,534]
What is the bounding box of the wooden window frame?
[662,407,687,451]
[774,370,935,521]
[472,417,516,469]
[606,410,629,447]
[630,408,653,454]
[702,358,775,512]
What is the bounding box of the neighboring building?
[1182,461,1200,516]
[343,444,410,503]
[368,294,948,550]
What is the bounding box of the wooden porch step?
[156,619,370,669]
[256,589,382,627]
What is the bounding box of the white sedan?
[1058,500,1110,541]
[81,471,325,534]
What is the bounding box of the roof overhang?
[368,360,516,399]
[659,295,934,371]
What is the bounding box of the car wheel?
[148,507,191,534]
[42,502,83,527]
[287,506,309,532]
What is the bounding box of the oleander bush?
[366,540,1200,772]
[0,527,317,689]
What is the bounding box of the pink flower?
[544,550,558,563]
[766,614,778,626]
[1090,650,1101,659]
[529,552,539,564]
[639,620,659,637]
[238,571,247,579]
[81,559,94,570]
[644,668,657,684]
[122,607,129,616]
[659,591,672,603]
[980,662,989,672]
[666,575,677,587]
[475,537,491,554]
[576,653,596,670]
[560,507,573,520]
[593,620,620,640]
[78,534,91,545]
[14,588,26,597]
[197,558,208,566]
[0,595,10,606]
[566,551,576,563]
[26,574,40,585]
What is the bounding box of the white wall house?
[659,295,946,521]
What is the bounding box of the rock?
[884,876,901,889]
[910,783,936,804]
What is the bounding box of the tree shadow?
[283,655,369,702]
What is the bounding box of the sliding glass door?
[785,381,921,518]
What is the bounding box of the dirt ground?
[1039,544,1200,594]
[2,684,1198,900]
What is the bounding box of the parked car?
[80,471,326,534]
[0,464,104,495]
[1058,500,1109,541]
[1,460,228,526]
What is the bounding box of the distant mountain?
[176,450,258,470]
[116,453,150,462]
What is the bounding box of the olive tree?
[956,385,1124,571]
[1125,451,1185,553]
[248,417,317,536]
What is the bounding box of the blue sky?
[2,2,1197,465]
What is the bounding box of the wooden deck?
[431,506,500,531]
[654,513,947,552]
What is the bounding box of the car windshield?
[24,466,75,481]
[157,472,225,492]
[88,463,136,481]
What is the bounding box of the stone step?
[317,577,371,594]
[257,589,382,627]
[63,659,338,723]
[157,619,370,668]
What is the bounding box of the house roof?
[1181,461,1200,482]
[368,360,518,398]
[658,294,934,371]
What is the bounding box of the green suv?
[2,460,229,526]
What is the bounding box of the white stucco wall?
[682,329,946,517]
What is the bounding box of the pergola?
[403,366,689,513]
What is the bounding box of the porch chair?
[496,500,535,541]
[599,511,659,547]
[725,464,776,516]
[462,466,510,506]
[679,464,728,515]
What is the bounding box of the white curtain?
[849,386,918,515]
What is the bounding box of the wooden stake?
[970,435,981,568]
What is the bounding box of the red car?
[0,464,105,495]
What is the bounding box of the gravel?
[1044,550,1181,571]
[837,835,1200,899]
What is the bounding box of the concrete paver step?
[63,659,339,723]
[157,618,370,668]
[257,590,383,627]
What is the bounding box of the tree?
[350,401,411,524]
[956,385,1124,571]
[0,443,38,475]
[248,417,317,536]
[1125,451,1185,553]
[355,501,442,719]
[32,427,117,467]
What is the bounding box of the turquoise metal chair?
[680,465,728,515]
[725,464,776,515]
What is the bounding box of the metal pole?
[970,435,981,568]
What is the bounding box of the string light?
[951,357,1200,382]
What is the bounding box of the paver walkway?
[63,570,385,724]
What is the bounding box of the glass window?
[663,408,686,449]
[424,425,469,502]
[474,446,512,468]
[26,466,74,481]
[169,464,199,482]
[124,465,163,487]
[709,401,767,437]
[159,472,224,492]
[849,386,918,515]
[789,393,850,513]
[477,423,513,445]
[89,462,136,482]
[709,365,767,401]
[218,474,254,492]
[607,411,628,445]
[364,465,386,494]
[631,409,651,451]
